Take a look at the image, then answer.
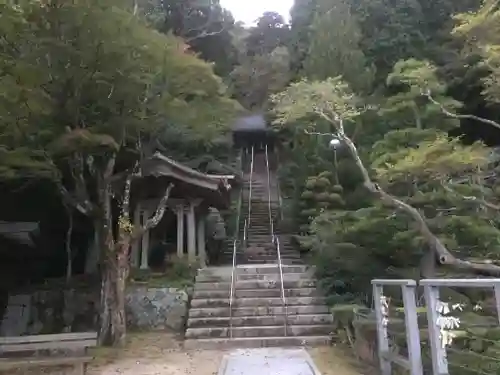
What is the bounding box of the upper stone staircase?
[184,147,332,349]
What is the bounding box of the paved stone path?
[218,348,321,375]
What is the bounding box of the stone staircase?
[221,168,303,265]
[184,149,332,349]
[184,264,333,349]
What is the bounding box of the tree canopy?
[0,0,241,346]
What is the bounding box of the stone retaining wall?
[125,286,189,332]
[0,282,189,336]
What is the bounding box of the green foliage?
[302,0,374,93]
[272,5,500,311]
[0,0,240,184]
[229,46,291,110]
[381,59,463,131]
[129,256,198,288]
[271,77,361,128]
[374,132,489,183]
[453,0,500,103]
[140,0,239,77]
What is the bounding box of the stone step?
[196,272,310,283]
[225,245,297,250]
[194,279,316,291]
[221,260,304,266]
[187,313,333,328]
[222,252,301,265]
[221,252,299,259]
[237,271,310,280]
[230,258,302,265]
[189,305,329,318]
[186,324,332,339]
[242,259,305,265]
[197,265,309,276]
[243,234,291,239]
[225,245,295,251]
[190,296,326,308]
[193,287,319,299]
[184,335,331,349]
[237,264,309,274]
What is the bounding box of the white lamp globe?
[329,138,341,149]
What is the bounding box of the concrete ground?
[88,333,369,375]
[0,333,369,375]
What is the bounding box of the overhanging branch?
[305,113,500,277]
[441,182,500,211]
[424,89,500,130]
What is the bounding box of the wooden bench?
[0,332,97,374]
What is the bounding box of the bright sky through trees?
[220,0,292,25]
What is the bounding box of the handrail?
[229,239,237,338]
[247,146,254,230]
[243,218,247,251]
[265,144,287,336]
[228,148,244,339]
[276,236,288,336]
[264,145,274,240]
[275,146,284,221]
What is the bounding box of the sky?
[219,0,293,26]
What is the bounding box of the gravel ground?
[0,333,369,375]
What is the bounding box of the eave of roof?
[137,152,233,209]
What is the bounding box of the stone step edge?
[193,281,316,290]
[188,312,332,319]
[193,287,318,295]
[183,335,332,349]
[186,324,333,331]
[186,324,333,335]
[187,313,332,322]
[188,305,329,315]
[190,296,325,302]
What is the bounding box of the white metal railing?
[243,218,247,251]
[275,236,287,336]
[275,147,284,221]
[228,148,244,339]
[265,145,275,239]
[247,146,254,230]
[229,239,237,338]
[265,144,287,336]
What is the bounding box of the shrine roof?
[133,152,235,209]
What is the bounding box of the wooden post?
[197,215,206,267]
[176,204,184,258]
[187,202,196,262]
[140,208,150,269]
[130,203,141,268]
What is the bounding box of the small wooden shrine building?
[130,152,236,269]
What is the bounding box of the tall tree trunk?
[97,170,173,347]
[98,178,128,346]
[65,205,73,282]
[99,239,128,347]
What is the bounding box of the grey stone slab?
[218,348,321,375]
[1,294,31,336]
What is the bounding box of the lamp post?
[329,137,341,185]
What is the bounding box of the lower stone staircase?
[184,264,333,349]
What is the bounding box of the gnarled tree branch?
[185,26,226,42]
[306,114,500,277]
[131,183,174,241]
[424,89,500,130]
[441,182,500,211]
